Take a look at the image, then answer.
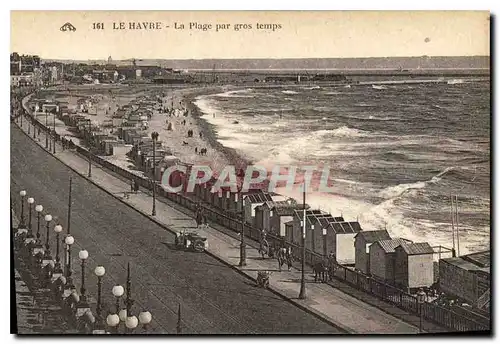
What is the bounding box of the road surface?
[10,124,341,334]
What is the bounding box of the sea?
[194,79,490,255]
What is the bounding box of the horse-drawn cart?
[175,231,208,252]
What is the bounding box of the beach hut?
[354,230,392,274]
[369,238,412,283]
[394,242,435,292]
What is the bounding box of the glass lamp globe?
[138,311,152,325]
[112,285,124,297]
[35,205,43,212]
[78,249,89,260]
[27,197,35,204]
[126,316,138,329]
[118,309,127,322]
[54,225,63,233]
[106,314,120,327]
[44,214,52,222]
[94,266,105,277]
[19,190,27,197]
[65,235,74,245]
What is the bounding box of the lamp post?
[35,205,43,239]
[86,119,92,178]
[417,289,426,333]
[78,249,89,299]
[94,266,106,330]
[108,285,124,333]
[138,311,152,332]
[64,235,74,278]
[45,109,49,149]
[27,197,34,231]
[238,189,246,267]
[124,262,137,333]
[53,111,56,154]
[151,131,159,216]
[44,214,52,252]
[298,187,307,300]
[53,225,63,272]
[19,190,27,228]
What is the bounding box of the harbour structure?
[438,250,490,310]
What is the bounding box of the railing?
[21,99,490,334]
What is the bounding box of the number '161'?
[93,23,104,30]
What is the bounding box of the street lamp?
[53,111,56,154]
[45,109,49,149]
[94,266,106,330]
[417,289,426,333]
[19,190,27,228]
[151,131,159,216]
[53,225,63,273]
[27,197,34,231]
[83,119,92,178]
[44,214,53,252]
[138,311,152,331]
[35,205,43,240]
[64,235,74,278]
[238,189,246,267]
[79,249,89,299]
[298,187,307,300]
[108,285,124,333]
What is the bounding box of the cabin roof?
[375,238,410,253]
[396,242,434,255]
[329,221,362,234]
[244,192,273,204]
[354,230,391,243]
[461,250,490,268]
[441,257,490,273]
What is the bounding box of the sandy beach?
[46,84,248,178]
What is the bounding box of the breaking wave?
[282,90,299,95]
[312,126,371,138]
[378,167,455,199]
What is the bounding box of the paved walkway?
[15,109,440,334]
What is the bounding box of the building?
[439,251,490,309]
[10,74,34,87]
[136,69,142,79]
[369,238,412,283]
[242,192,274,225]
[354,230,391,274]
[325,220,363,265]
[394,242,435,292]
[254,199,301,237]
[51,66,58,83]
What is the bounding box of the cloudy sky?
[11,11,490,60]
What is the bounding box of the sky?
[11,11,490,60]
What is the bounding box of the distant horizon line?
[16,55,490,61]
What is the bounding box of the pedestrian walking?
[195,147,198,154]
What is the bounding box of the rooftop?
[397,242,434,255]
[329,221,363,234]
[374,238,411,253]
[441,256,490,274]
[244,192,274,204]
[461,250,490,268]
[354,230,391,243]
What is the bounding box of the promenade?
[11,108,450,334]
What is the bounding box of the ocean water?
[194,81,490,254]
